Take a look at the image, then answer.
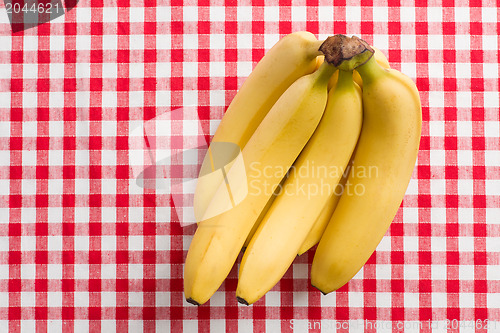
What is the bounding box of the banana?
[297,157,351,256]
[236,40,367,304]
[194,32,323,223]
[184,58,336,305]
[311,37,422,294]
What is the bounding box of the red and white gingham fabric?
[0,0,499,332]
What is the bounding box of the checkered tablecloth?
[0,0,499,332]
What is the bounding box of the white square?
[128,264,143,279]
[318,6,333,22]
[429,91,444,108]
[237,6,252,21]
[21,292,35,307]
[128,62,144,79]
[401,35,416,50]
[76,34,91,51]
[129,34,144,50]
[405,178,418,196]
[21,321,35,333]
[431,264,447,280]
[101,207,116,223]
[22,150,37,166]
[264,34,280,51]
[74,236,89,251]
[48,179,64,195]
[156,34,171,51]
[376,293,392,308]
[320,292,336,307]
[156,62,171,80]
[481,7,497,22]
[487,265,500,280]
[431,207,446,224]
[101,92,117,108]
[76,6,91,22]
[431,236,447,252]
[292,264,308,279]
[74,292,89,307]
[0,292,7,307]
[485,121,499,137]
[48,121,64,137]
[264,291,281,307]
[102,6,118,22]
[209,289,226,306]
[74,321,89,333]
[156,264,170,279]
[404,293,419,308]
[76,62,90,79]
[291,6,306,21]
[237,34,252,51]
[376,264,391,280]
[487,235,500,253]
[183,62,198,77]
[427,6,442,22]
[47,264,62,280]
[48,236,62,251]
[486,180,500,196]
[372,35,389,51]
[349,292,364,307]
[482,35,498,51]
[49,63,64,79]
[48,207,62,224]
[156,6,170,23]
[50,36,65,51]
[263,6,279,21]
[183,6,198,21]
[429,120,444,137]
[345,6,361,22]
[211,320,225,333]
[376,236,391,251]
[102,35,117,51]
[183,90,198,106]
[47,320,63,333]
[458,207,474,224]
[74,264,89,280]
[428,63,444,79]
[22,92,37,109]
[210,6,225,21]
[265,320,280,333]
[430,179,446,196]
[485,151,499,167]
[47,292,62,307]
[456,92,472,109]
[455,63,471,79]
[21,264,36,279]
[101,292,116,307]
[404,264,419,279]
[429,149,445,166]
[454,7,469,22]
[459,265,474,281]
[427,34,443,50]
[101,150,117,167]
[432,292,447,308]
[484,92,499,108]
[183,34,198,50]
[101,179,117,194]
[487,292,500,310]
[352,267,363,280]
[373,7,388,22]
[455,35,470,50]
[75,179,90,196]
[49,92,64,108]
[128,292,143,307]
[129,7,145,22]
[458,237,474,252]
[210,62,225,77]
[400,7,415,22]
[209,34,225,50]
[459,293,474,307]
[155,235,170,251]
[156,292,170,307]
[458,179,473,196]
[293,291,309,307]
[0,237,7,253]
[21,236,36,252]
[404,236,419,252]
[101,264,116,279]
[0,92,10,109]
[183,321,198,333]
[23,36,38,51]
[76,91,90,108]
[101,236,117,251]
[129,236,143,251]
[210,90,226,106]
[457,150,473,166]
[100,321,116,333]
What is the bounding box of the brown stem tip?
[186,298,201,306]
[236,296,250,306]
[319,35,374,71]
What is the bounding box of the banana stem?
[319,35,374,71]
[353,56,387,86]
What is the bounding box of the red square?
[170,77,183,91]
[443,78,457,91]
[392,307,404,321]
[252,21,264,34]
[90,78,103,91]
[391,279,404,292]
[473,166,485,179]
[336,306,349,320]
[89,251,101,264]
[65,50,77,63]
[473,195,486,208]
[37,108,50,121]
[442,22,455,35]
[36,223,48,236]
[225,49,237,62]
[445,165,458,178]
[225,21,237,34]
[63,251,75,265]
[143,107,156,121]
[198,21,210,34]
[198,49,209,62]
[447,280,459,293]
[388,21,401,34]
[89,223,101,236]
[171,21,183,34]
[143,222,155,235]
[474,280,487,292]
[89,195,101,207]
[37,79,50,92]
[143,279,156,292]
[63,223,75,236]
[474,252,486,265]
[280,21,292,34]
[63,166,75,179]
[170,49,183,62]
[144,22,156,35]
[116,136,128,150]
[10,137,22,150]
[144,77,156,91]
[89,136,102,150]
[333,21,346,34]
[144,50,157,63]
[91,22,103,35]
[89,166,101,179]
[8,307,21,320]
[447,251,459,265]
[35,307,48,320]
[116,194,129,207]
[444,137,457,151]
[64,22,77,35]
[116,251,129,264]
[470,78,484,92]
[35,279,48,292]
[470,22,482,35]
[9,195,22,208]
[419,279,432,292]
[62,279,75,292]
[361,22,374,34]
[364,307,377,320]
[9,251,21,265]
[10,166,22,179]
[117,50,129,63]
[117,78,129,91]
[36,166,49,179]
[419,252,432,265]
[116,279,129,292]
[116,223,128,236]
[252,48,265,63]
[472,137,485,150]
[64,136,76,150]
[143,251,156,264]
[391,251,405,264]
[116,107,129,121]
[419,307,432,320]
[10,79,23,92]
[62,307,74,320]
[89,279,101,292]
[9,224,21,236]
[116,307,129,320]
[225,76,237,90]
[64,78,76,92]
[11,51,23,63]
[415,22,428,35]
[198,77,210,90]
[90,107,103,121]
[38,51,50,63]
[36,195,49,208]
[36,251,48,265]
[88,307,101,320]
[446,223,458,236]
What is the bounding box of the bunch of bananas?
[184,32,422,305]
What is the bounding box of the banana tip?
[311,284,329,296]
[186,298,201,306]
[236,296,250,306]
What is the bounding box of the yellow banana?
[185,59,336,305]
[311,39,422,294]
[236,53,365,305]
[297,157,351,256]
[193,32,323,223]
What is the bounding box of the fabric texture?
[0,0,499,332]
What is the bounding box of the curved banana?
[194,32,323,223]
[236,67,363,305]
[311,41,422,294]
[185,59,335,305]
